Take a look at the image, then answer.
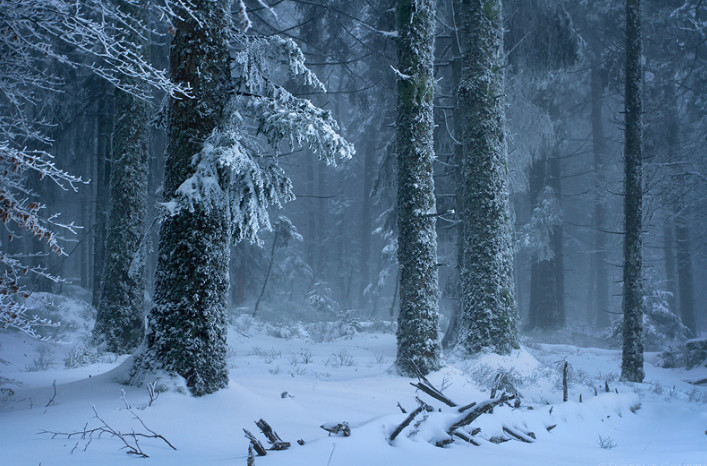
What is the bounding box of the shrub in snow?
[609,289,690,351]
[685,338,707,369]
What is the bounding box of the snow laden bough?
[164,35,354,245]
[130,31,354,395]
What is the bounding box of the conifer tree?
[621,0,645,383]
[131,1,353,395]
[394,0,442,376]
[93,0,150,354]
[456,0,519,354]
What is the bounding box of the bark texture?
[621,0,645,383]
[132,0,232,396]
[92,1,148,353]
[457,0,519,354]
[394,0,441,376]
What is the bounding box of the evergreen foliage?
[132,1,353,396]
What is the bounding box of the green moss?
[483,0,501,21]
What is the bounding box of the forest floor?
[0,291,705,465]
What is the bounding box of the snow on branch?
[170,31,353,245]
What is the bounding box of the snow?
[0,294,705,465]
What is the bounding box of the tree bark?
[590,56,610,327]
[457,0,518,354]
[132,0,232,396]
[92,81,113,308]
[394,0,441,376]
[621,0,645,383]
[92,0,150,354]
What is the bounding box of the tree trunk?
[394,0,441,376]
[92,82,113,308]
[662,221,678,314]
[548,148,565,327]
[359,138,374,308]
[92,1,150,354]
[621,0,644,383]
[675,213,696,335]
[457,0,518,354]
[132,0,232,396]
[590,56,610,327]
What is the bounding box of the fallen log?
[453,431,480,446]
[457,401,477,413]
[502,425,535,443]
[389,400,433,442]
[448,393,514,433]
[410,361,458,407]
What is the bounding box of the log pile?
[388,365,538,447]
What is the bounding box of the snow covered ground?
[0,295,705,465]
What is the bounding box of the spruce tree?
[394,0,442,376]
[621,0,645,383]
[131,2,353,396]
[132,0,233,396]
[457,0,519,354]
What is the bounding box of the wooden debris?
[453,431,480,446]
[247,444,255,466]
[562,361,568,402]
[296,439,305,446]
[605,381,610,393]
[243,429,267,456]
[255,419,290,451]
[410,362,457,407]
[546,424,557,432]
[389,400,433,442]
[320,422,351,437]
[448,393,514,433]
[503,425,535,443]
[434,437,455,448]
[579,393,582,403]
[457,401,477,413]
[397,402,407,414]
[489,436,510,444]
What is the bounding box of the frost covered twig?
[39,405,176,458]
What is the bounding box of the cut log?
[503,425,535,443]
[255,419,290,450]
[243,429,267,456]
[320,422,351,437]
[389,401,433,442]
